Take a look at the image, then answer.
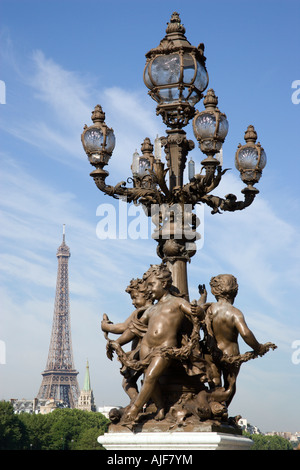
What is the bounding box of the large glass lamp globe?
[144,12,208,128]
[235,125,267,188]
[193,89,228,157]
[81,105,115,167]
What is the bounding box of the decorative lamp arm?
[151,161,170,198]
[90,168,166,207]
[202,166,230,195]
[201,187,258,214]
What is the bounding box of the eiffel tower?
[37,225,80,408]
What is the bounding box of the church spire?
[77,359,96,412]
[83,360,92,392]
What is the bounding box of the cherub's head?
[143,264,172,300]
[125,277,152,308]
[143,264,172,287]
[210,274,238,302]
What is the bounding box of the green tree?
[1,404,109,450]
[74,427,104,450]
[19,408,109,450]
[45,408,108,450]
[244,432,293,450]
[19,412,51,450]
[0,401,28,450]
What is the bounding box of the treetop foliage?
[0,401,109,450]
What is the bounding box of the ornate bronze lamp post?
[82,13,277,444]
[81,12,266,300]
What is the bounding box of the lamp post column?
[155,131,198,300]
[162,129,194,190]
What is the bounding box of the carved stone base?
[98,428,253,450]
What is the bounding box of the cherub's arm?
[114,327,136,346]
[233,308,265,353]
[101,311,134,334]
[180,298,205,321]
[197,284,207,305]
[113,305,152,346]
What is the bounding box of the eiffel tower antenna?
[37,226,80,407]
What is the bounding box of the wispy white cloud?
[0,49,93,164]
[200,173,300,309]
[248,310,300,354]
[1,49,164,177]
[0,253,55,288]
[30,50,92,126]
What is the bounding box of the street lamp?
[81,104,115,181]
[143,11,208,129]
[84,11,277,438]
[81,12,267,299]
[235,124,267,192]
[130,138,156,189]
[193,88,229,159]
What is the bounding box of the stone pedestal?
[98,430,253,450]
[98,421,253,450]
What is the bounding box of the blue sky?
[0,0,299,433]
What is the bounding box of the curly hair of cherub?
[125,277,152,301]
[209,274,238,301]
[142,263,173,288]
